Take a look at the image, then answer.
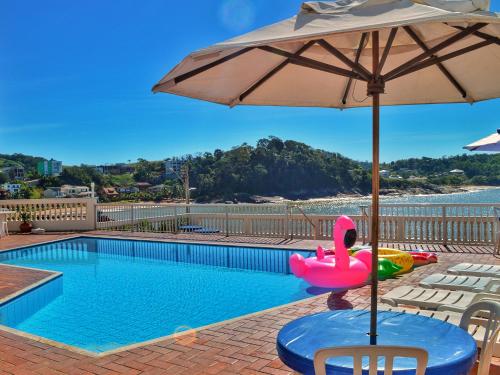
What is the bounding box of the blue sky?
[1,0,499,165]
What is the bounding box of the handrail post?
[94,202,99,230]
[442,205,448,246]
[313,217,319,240]
[225,205,229,237]
[174,205,178,234]
[367,206,372,244]
[131,204,135,232]
[360,205,368,244]
[284,203,289,240]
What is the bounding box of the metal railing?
[95,202,499,246]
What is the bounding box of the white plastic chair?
[313,345,428,375]
[477,326,500,375]
[459,300,500,375]
[0,221,7,237]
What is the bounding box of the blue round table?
[277,310,477,375]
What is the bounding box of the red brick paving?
[0,234,498,374]
[0,265,56,301]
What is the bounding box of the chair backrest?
[459,300,500,350]
[313,345,428,375]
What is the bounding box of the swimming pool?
[0,237,315,353]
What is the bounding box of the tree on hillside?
[188,136,372,200]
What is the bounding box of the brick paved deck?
[0,265,59,304]
[0,233,498,375]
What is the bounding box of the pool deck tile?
[0,233,498,374]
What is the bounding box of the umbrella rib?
[387,39,495,81]
[451,26,500,46]
[258,45,365,81]
[342,32,368,105]
[403,26,468,99]
[384,23,487,81]
[376,27,398,77]
[152,47,254,91]
[236,41,316,104]
[317,39,371,81]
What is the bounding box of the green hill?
[382,154,500,185]
[0,153,45,173]
[0,137,498,201]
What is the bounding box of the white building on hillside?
[43,185,91,198]
[43,187,64,198]
[380,170,390,178]
[164,158,184,178]
[2,183,21,194]
[61,185,91,197]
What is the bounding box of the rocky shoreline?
[223,185,495,204]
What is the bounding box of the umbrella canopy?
[464,128,500,151]
[153,0,500,108]
[153,0,500,344]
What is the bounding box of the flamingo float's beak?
[289,254,307,277]
[344,229,357,248]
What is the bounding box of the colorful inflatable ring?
[330,247,405,278]
[378,258,403,279]
[377,248,414,274]
[350,246,415,274]
[407,250,438,266]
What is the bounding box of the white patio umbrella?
[464,128,500,151]
[153,0,500,343]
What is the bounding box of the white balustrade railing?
[1,198,496,246]
[95,202,499,246]
[362,203,499,245]
[0,198,97,231]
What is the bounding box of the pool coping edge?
[0,234,328,359]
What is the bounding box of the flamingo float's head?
[334,215,357,249]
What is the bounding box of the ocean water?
[298,187,500,215]
[97,188,500,223]
[0,238,313,353]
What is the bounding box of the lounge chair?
[179,225,203,232]
[193,228,220,234]
[419,273,500,293]
[379,303,500,358]
[448,263,500,278]
[380,286,499,312]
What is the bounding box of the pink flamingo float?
[289,215,372,289]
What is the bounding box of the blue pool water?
[0,237,314,353]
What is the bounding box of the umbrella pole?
[369,30,382,345]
